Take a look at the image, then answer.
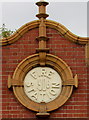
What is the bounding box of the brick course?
[2,27,88,119]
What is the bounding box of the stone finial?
[36,0,49,7]
[36,0,49,18]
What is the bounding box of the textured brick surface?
[2,27,88,119]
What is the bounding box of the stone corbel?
[36,102,50,118]
[39,52,46,66]
[8,75,23,89]
[63,74,78,88]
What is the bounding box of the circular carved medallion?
[24,67,62,103]
[12,54,74,112]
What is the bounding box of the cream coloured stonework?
[24,67,62,103]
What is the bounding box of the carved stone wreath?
[8,53,78,113]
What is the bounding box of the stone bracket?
[62,74,78,88]
[36,102,50,118]
[36,112,50,118]
[39,52,46,66]
[8,75,23,89]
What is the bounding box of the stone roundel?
[13,53,73,112]
[24,67,62,103]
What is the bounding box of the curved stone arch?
[11,53,74,112]
[0,20,89,46]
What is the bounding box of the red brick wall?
[0,45,2,119]
[2,27,88,119]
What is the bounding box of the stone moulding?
[85,42,89,66]
[0,20,89,46]
[8,53,78,112]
